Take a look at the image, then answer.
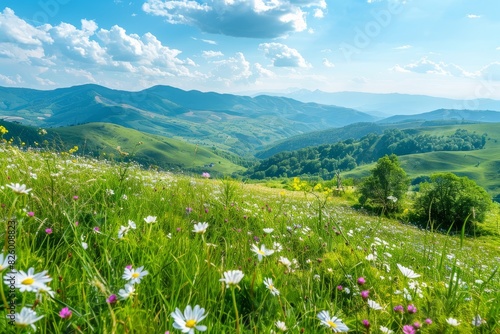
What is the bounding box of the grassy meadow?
[1,139,500,333]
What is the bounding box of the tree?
[413,172,492,231]
[358,154,410,215]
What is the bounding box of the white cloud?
[142,0,325,38]
[202,50,224,58]
[479,62,500,81]
[313,9,324,18]
[392,57,477,78]
[259,42,310,68]
[394,45,412,50]
[209,52,253,86]
[0,8,53,46]
[254,63,275,78]
[322,58,334,68]
[201,39,217,45]
[0,73,20,85]
[467,14,481,19]
[97,25,144,61]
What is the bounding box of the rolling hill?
[0,120,244,175]
[0,84,376,157]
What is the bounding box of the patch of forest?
[246,128,487,179]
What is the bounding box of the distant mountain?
[0,84,376,156]
[265,90,500,116]
[378,109,500,124]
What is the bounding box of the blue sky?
[0,0,499,99]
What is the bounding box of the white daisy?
[446,318,460,327]
[118,283,135,300]
[275,320,287,331]
[6,183,32,195]
[367,299,384,310]
[278,256,292,269]
[317,310,349,332]
[8,267,52,293]
[193,222,209,234]
[379,326,394,334]
[144,216,157,224]
[11,307,44,331]
[263,277,280,296]
[397,263,421,279]
[171,305,208,334]
[251,244,274,262]
[0,253,12,271]
[122,266,148,284]
[263,228,274,234]
[219,270,244,288]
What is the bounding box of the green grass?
[1,141,500,333]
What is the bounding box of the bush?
[412,172,492,231]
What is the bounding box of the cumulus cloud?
[467,14,481,19]
[0,8,197,87]
[0,8,53,46]
[208,52,253,86]
[259,42,310,68]
[391,57,477,78]
[142,0,326,38]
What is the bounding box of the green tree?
[358,154,410,215]
[413,172,492,231]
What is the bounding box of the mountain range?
[2,84,500,158]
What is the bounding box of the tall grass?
[0,143,499,333]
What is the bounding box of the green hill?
[0,120,243,175]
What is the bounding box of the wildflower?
[59,307,72,319]
[387,195,398,202]
[368,299,383,310]
[263,228,274,234]
[472,314,485,327]
[251,244,274,262]
[313,274,320,281]
[264,277,280,296]
[201,172,210,178]
[278,256,292,270]
[337,285,343,291]
[118,284,135,300]
[361,290,369,300]
[186,207,193,214]
[171,305,208,333]
[362,319,370,328]
[219,270,244,288]
[123,266,148,284]
[27,211,35,217]
[105,189,114,196]
[82,242,88,250]
[407,304,417,314]
[45,228,53,234]
[106,294,118,304]
[425,318,432,325]
[193,222,209,234]
[0,253,12,271]
[317,310,349,332]
[8,267,52,293]
[402,325,415,334]
[397,264,421,279]
[6,183,32,195]
[11,307,44,331]
[379,326,394,334]
[36,285,55,301]
[275,320,287,331]
[413,321,421,329]
[144,216,157,224]
[72,196,79,200]
[393,305,404,313]
[273,242,283,252]
[446,318,460,327]
[357,277,366,285]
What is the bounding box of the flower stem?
[230,287,241,334]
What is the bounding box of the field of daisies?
[1,141,500,333]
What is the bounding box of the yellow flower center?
[257,250,265,255]
[21,277,35,285]
[327,321,337,328]
[132,272,140,278]
[185,319,197,328]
